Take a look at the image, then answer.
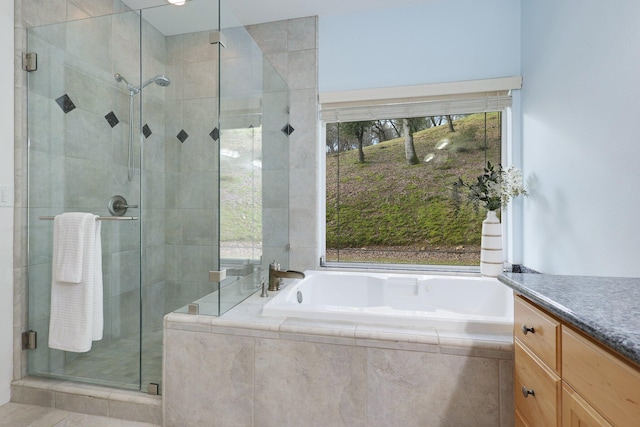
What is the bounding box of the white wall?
[318,0,521,92]
[521,0,640,276]
[0,0,15,405]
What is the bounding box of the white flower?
[500,166,527,207]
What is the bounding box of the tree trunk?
[389,120,401,138]
[402,118,419,165]
[357,139,365,162]
[447,115,455,132]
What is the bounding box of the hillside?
[326,112,501,265]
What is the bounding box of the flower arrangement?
[453,162,527,211]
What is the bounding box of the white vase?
[480,210,503,277]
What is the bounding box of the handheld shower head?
[140,74,171,89]
[154,75,171,87]
[115,73,170,94]
[114,73,139,94]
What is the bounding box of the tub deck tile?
[438,332,513,359]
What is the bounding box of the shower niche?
[25,0,289,392]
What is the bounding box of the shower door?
[26,11,144,390]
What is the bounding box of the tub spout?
[268,262,305,291]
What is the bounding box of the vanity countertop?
[499,272,640,366]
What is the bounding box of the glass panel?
[26,11,142,390]
[217,0,290,314]
[139,1,221,388]
[139,1,222,320]
[218,2,263,313]
[325,113,501,267]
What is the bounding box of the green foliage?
[454,161,502,211]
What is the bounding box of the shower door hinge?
[22,330,37,350]
[22,53,37,72]
[209,270,226,282]
[148,383,160,396]
[209,31,227,48]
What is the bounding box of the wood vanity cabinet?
[514,295,640,427]
[514,296,561,426]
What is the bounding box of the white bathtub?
[262,270,514,334]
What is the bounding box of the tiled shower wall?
[162,30,220,313]
[247,17,319,272]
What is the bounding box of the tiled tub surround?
[499,273,640,366]
[163,288,515,427]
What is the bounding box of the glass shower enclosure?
[25,0,289,392]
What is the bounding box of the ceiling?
[122,0,436,34]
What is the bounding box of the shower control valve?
[108,195,138,216]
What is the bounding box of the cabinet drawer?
[562,383,613,427]
[514,296,560,372]
[562,326,640,427]
[515,341,560,427]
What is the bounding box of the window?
[320,78,520,269]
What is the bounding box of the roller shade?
[319,76,522,122]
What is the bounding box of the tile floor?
[37,326,163,392]
[0,403,160,427]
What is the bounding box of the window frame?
[318,78,522,273]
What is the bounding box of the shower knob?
[108,195,138,216]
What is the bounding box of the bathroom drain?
[297,290,303,304]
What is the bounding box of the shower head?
[115,73,170,95]
[114,73,138,94]
[141,74,171,89]
[155,75,171,87]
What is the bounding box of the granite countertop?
[499,273,640,366]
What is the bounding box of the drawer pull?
[521,324,536,335]
[522,386,535,398]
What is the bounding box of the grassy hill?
[326,112,502,265]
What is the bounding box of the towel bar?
[38,216,138,221]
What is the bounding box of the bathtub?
[262,270,514,334]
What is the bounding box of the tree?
[340,121,374,163]
[446,115,455,132]
[402,119,419,165]
[427,115,456,132]
[325,122,340,154]
[371,120,400,143]
[400,117,428,165]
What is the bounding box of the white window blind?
[319,77,522,123]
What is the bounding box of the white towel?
[49,213,103,352]
[54,213,87,283]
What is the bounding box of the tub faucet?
[268,261,305,291]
